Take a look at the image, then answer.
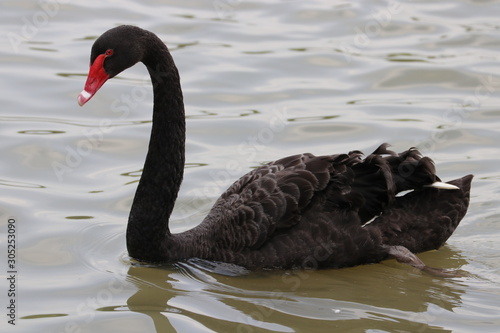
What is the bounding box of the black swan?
[78,25,472,272]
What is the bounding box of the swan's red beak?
[78,54,110,106]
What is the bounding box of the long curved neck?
[126,37,185,262]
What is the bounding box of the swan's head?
[78,25,147,106]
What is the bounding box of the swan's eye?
[105,49,113,56]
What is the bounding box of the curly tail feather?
[368,174,473,253]
[347,144,441,223]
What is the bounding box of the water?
[1,0,500,332]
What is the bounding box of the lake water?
[1,0,500,332]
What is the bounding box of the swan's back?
[79,26,472,271]
[186,144,472,269]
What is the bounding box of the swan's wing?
[203,152,362,251]
[202,144,452,252]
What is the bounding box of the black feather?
[81,26,473,271]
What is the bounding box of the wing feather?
[202,144,465,254]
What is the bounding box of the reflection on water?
[2,0,500,332]
[121,250,469,332]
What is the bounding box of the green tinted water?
[1,0,500,332]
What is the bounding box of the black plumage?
[78,25,472,272]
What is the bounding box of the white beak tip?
[78,90,92,106]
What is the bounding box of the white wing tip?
[426,182,459,190]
